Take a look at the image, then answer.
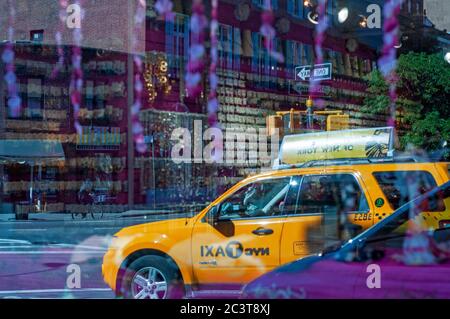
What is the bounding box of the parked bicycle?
[72,191,106,220]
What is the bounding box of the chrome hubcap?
[131,267,168,299]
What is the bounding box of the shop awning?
[0,139,65,164]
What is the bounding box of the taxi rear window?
[373,171,442,210]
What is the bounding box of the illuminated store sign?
[279,127,394,165]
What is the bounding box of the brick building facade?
[0,0,389,216]
[0,0,145,54]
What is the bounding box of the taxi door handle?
[252,228,274,236]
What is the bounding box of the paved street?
[0,212,192,299]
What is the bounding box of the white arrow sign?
[297,67,310,81]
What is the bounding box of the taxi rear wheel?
[120,255,184,299]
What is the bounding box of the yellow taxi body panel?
[102,162,450,290]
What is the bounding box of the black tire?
[71,212,87,220]
[120,255,185,299]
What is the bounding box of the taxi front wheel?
[120,255,185,299]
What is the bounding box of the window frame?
[286,0,305,20]
[30,29,44,43]
[165,13,190,73]
[372,170,441,211]
[218,23,241,70]
[252,0,279,10]
[286,173,371,217]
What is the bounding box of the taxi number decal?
[353,213,372,222]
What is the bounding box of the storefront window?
[0,0,448,302]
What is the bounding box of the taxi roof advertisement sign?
[279,127,394,165]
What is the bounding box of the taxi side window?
[296,174,369,215]
[363,186,450,254]
[218,177,291,220]
[373,171,441,211]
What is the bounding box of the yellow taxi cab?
[102,127,450,299]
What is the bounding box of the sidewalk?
[0,208,198,223]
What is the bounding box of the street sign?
[292,82,331,95]
[295,63,332,81]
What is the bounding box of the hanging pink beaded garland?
[131,0,148,153]
[260,0,284,63]
[401,171,437,265]
[377,0,434,265]
[2,0,21,118]
[70,0,84,136]
[208,0,219,127]
[155,0,174,20]
[378,0,403,128]
[207,0,223,162]
[51,0,69,79]
[185,0,208,98]
[308,0,328,111]
[378,0,434,265]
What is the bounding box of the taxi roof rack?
[275,155,426,170]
